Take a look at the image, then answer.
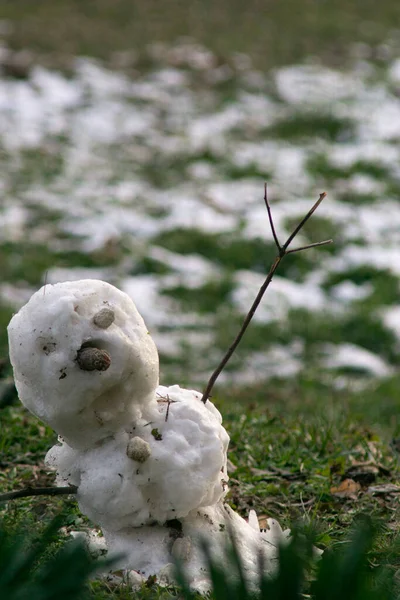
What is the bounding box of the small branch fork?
[200,185,332,404]
[0,485,78,503]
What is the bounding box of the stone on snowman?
[7,279,289,592]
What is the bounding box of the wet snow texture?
[7,280,160,448]
[2,40,400,387]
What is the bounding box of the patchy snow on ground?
[1,40,400,386]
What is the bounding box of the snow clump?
[8,279,289,591]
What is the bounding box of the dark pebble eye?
[76,347,111,371]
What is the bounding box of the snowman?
[8,279,289,592]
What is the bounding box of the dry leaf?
[330,478,361,498]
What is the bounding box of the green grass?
[223,378,400,552]
[162,277,234,313]
[323,266,400,307]
[1,0,400,71]
[0,305,14,359]
[152,228,316,281]
[0,240,122,285]
[2,376,400,597]
[267,114,355,143]
[307,155,392,183]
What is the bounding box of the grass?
[152,228,315,281]
[1,0,400,71]
[161,277,235,313]
[224,377,400,559]
[2,375,400,597]
[267,114,356,143]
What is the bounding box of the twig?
[156,392,176,422]
[200,188,331,403]
[283,192,327,250]
[263,183,281,251]
[287,239,333,254]
[0,485,78,502]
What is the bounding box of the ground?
[2,375,400,598]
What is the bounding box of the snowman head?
[8,279,159,449]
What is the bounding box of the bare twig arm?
[0,485,78,502]
[201,188,329,404]
[200,257,280,403]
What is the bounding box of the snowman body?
[8,280,286,591]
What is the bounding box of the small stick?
[0,485,78,502]
[156,392,177,422]
[263,183,281,251]
[283,192,327,250]
[200,188,330,403]
[165,397,172,422]
[287,239,333,254]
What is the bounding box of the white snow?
[321,343,393,377]
[382,306,400,340]
[2,41,400,384]
[7,280,159,448]
[275,65,362,105]
[232,271,327,324]
[330,280,373,303]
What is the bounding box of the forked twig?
[0,485,78,502]
[200,185,332,403]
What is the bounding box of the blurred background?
[2,0,400,400]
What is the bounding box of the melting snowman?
[8,279,289,592]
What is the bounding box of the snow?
[330,280,373,303]
[2,41,400,384]
[382,306,400,340]
[275,65,362,105]
[322,343,393,377]
[7,280,159,448]
[232,271,327,324]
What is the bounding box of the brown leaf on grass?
[330,478,361,499]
